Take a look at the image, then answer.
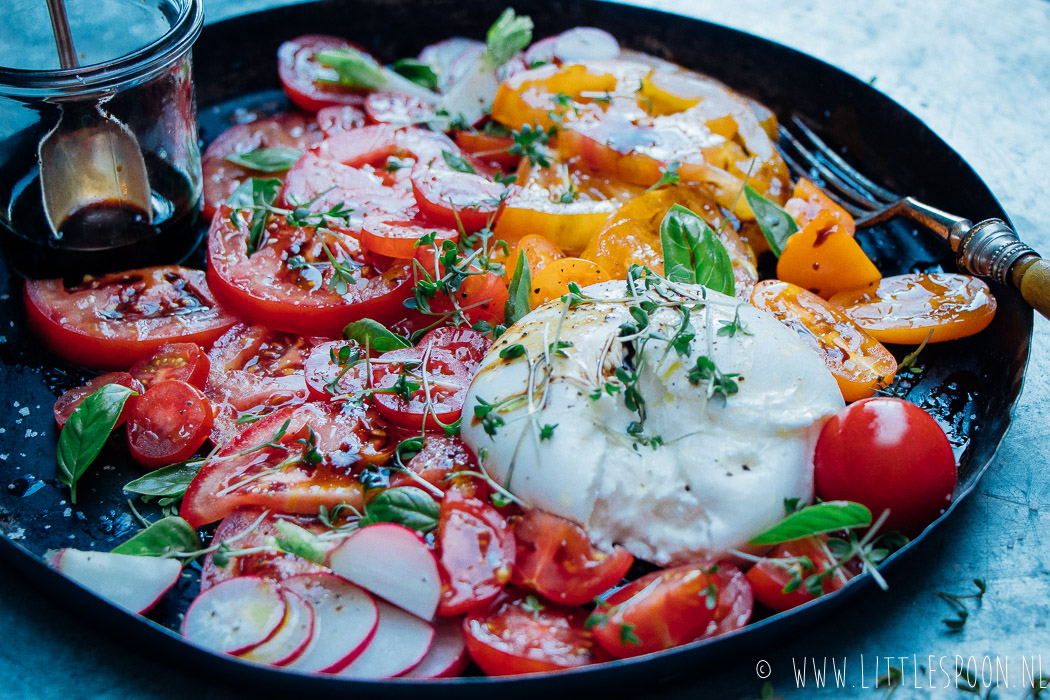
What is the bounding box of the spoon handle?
[44,0,79,69]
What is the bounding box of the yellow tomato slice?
[529,258,612,307]
[504,234,565,285]
[581,185,758,297]
[750,280,897,402]
[784,178,856,235]
[491,63,618,131]
[827,272,997,344]
[776,211,881,298]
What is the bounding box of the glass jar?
[0,0,204,278]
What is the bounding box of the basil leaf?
[316,47,385,89]
[392,58,439,92]
[659,204,735,295]
[271,520,328,565]
[111,516,198,557]
[123,460,203,498]
[342,318,411,352]
[441,149,476,175]
[744,184,798,258]
[244,177,282,257]
[504,251,532,325]
[225,178,254,208]
[360,486,440,533]
[57,384,138,504]
[484,8,534,68]
[226,147,302,173]
[748,501,872,545]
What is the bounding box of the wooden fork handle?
[952,218,1050,320]
[1010,257,1050,321]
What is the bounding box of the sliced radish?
[402,616,469,679]
[280,573,378,673]
[48,548,182,615]
[327,523,442,620]
[553,28,620,63]
[238,589,316,667]
[182,576,286,655]
[336,600,435,679]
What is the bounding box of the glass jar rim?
[0,0,203,98]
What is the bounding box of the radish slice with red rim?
[327,523,443,620]
[238,589,316,667]
[402,616,470,679]
[182,576,287,655]
[336,600,435,679]
[280,573,379,673]
[48,549,181,615]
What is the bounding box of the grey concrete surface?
[1,1,1049,698]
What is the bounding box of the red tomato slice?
[310,124,400,168]
[25,266,238,371]
[417,326,491,371]
[201,112,322,219]
[453,130,520,170]
[181,401,389,528]
[277,34,369,112]
[129,343,210,390]
[364,91,438,125]
[361,217,459,259]
[698,562,753,639]
[126,380,213,469]
[410,166,509,233]
[204,324,315,445]
[387,435,479,492]
[199,508,328,591]
[745,536,848,613]
[437,486,516,616]
[316,104,367,137]
[303,340,369,401]
[207,207,414,336]
[591,563,719,658]
[53,372,144,429]
[279,151,415,222]
[463,592,607,675]
[511,509,634,606]
[370,347,470,431]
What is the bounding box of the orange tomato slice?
[784,178,856,235]
[750,279,897,402]
[529,258,612,307]
[504,234,565,285]
[581,185,758,297]
[491,63,618,130]
[828,272,997,344]
[776,210,880,298]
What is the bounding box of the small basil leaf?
[504,251,531,325]
[361,486,440,533]
[226,147,303,173]
[748,501,872,545]
[315,47,385,89]
[271,520,329,565]
[392,58,439,92]
[225,178,254,208]
[111,516,199,557]
[441,149,476,175]
[57,384,138,504]
[484,8,534,68]
[123,460,203,498]
[659,204,735,295]
[342,318,411,352]
[744,184,799,258]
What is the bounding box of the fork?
[777,115,1050,320]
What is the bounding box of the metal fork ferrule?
[956,219,1037,285]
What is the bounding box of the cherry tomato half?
[417,326,492,371]
[277,35,369,112]
[370,347,471,431]
[53,372,144,429]
[828,272,997,345]
[303,340,368,401]
[126,380,213,469]
[463,592,606,675]
[814,397,957,536]
[750,280,897,402]
[410,165,509,233]
[511,509,634,606]
[745,536,849,613]
[130,343,210,390]
[437,486,516,616]
[25,266,238,371]
[700,562,754,640]
[361,217,459,260]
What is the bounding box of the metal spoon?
[38,0,153,247]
